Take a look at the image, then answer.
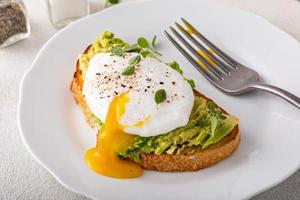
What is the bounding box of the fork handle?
[251,83,300,109]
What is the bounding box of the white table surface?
[1,0,300,199]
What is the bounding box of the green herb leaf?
[122,65,135,76]
[137,37,149,48]
[140,49,151,58]
[186,79,195,88]
[154,89,167,104]
[124,44,139,52]
[128,55,141,66]
[207,101,215,111]
[151,35,157,48]
[168,61,183,74]
[203,115,239,149]
[207,101,227,120]
[111,46,124,56]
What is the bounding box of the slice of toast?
[71,45,240,172]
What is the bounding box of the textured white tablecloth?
[1,0,300,199]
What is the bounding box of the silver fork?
[165,18,300,109]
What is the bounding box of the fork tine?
[175,22,231,75]
[164,30,218,83]
[169,26,224,80]
[181,17,238,70]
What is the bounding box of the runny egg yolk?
[84,93,142,179]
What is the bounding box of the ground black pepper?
[0,1,29,47]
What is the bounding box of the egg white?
[83,53,194,137]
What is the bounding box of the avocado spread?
[80,31,239,162]
[78,31,127,78]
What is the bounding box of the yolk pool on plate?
[85,93,142,179]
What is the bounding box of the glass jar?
[45,0,89,29]
[0,0,30,48]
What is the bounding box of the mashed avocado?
[79,31,127,78]
[82,31,239,162]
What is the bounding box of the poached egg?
[83,53,194,137]
[83,52,194,178]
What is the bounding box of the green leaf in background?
[154,89,167,104]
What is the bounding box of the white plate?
[18,0,300,199]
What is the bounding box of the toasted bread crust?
[71,45,240,172]
[71,45,99,129]
[140,125,239,171]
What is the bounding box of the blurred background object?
[45,0,89,28]
[0,0,126,48]
[0,0,30,48]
